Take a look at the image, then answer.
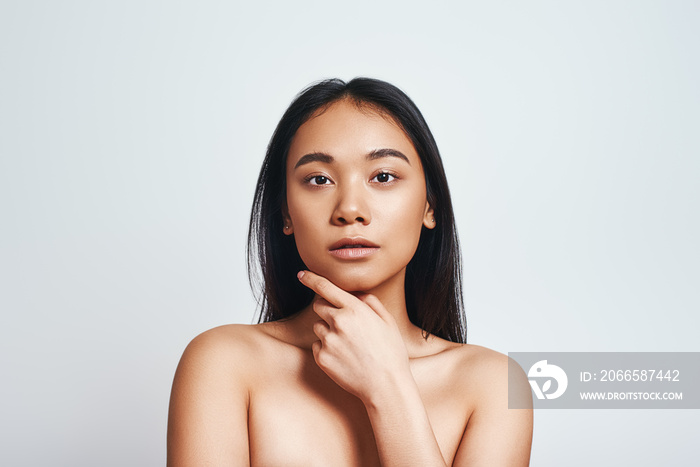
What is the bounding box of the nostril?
[333,209,370,225]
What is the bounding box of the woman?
[167,78,533,466]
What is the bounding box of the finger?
[312,297,339,324]
[297,270,356,308]
[311,339,334,372]
[312,319,331,340]
[311,339,322,360]
[358,293,393,322]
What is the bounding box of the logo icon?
[528,360,568,400]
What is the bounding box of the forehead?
[287,100,420,166]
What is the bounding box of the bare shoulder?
[450,344,527,386]
[444,343,533,466]
[177,324,268,370]
[438,343,532,410]
[167,324,273,466]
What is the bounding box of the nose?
[332,182,371,226]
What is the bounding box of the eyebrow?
[367,148,411,165]
[293,148,411,169]
[293,152,334,169]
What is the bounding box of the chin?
[309,265,400,294]
[332,278,378,293]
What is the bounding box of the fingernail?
[297,271,305,280]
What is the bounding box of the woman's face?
[284,99,434,293]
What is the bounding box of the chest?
[247,353,470,466]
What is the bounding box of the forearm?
[363,373,447,467]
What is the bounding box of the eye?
[308,175,330,185]
[371,172,397,183]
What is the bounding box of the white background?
[1,1,698,465]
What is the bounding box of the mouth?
[329,237,380,259]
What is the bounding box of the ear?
[422,201,436,229]
[282,205,294,235]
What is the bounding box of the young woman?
[167,78,533,466]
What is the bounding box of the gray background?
[1,1,698,465]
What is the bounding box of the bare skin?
[167,100,533,466]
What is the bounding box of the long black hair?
[247,77,466,343]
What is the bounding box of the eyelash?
[303,171,399,186]
[370,171,398,184]
[304,174,332,186]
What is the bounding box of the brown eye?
[310,175,329,185]
[372,172,395,183]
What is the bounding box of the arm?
[452,354,533,466]
[167,327,251,467]
[363,371,448,466]
[298,271,448,466]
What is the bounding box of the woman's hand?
[297,270,450,466]
[297,270,412,405]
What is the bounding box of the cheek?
[287,195,322,235]
[286,185,311,227]
[286,197,324,264]
[379,192,427,253]
[391,188,427,226]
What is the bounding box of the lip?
[328,237,380,260]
